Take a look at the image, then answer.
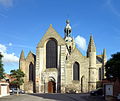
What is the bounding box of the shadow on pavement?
[80,95,105,101]
[28,93,105,101]
[29,93,83,101]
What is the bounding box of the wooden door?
[48,81,55,93]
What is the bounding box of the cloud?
[0,0,13,8]
[0,43,19,63]
[75,35,87,51]
[2,52,18,63]
[8,42,12,46]
[106,0,120,17]
[0,0,14,17]
[0,44,7,53]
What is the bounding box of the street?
[0,93,105,101]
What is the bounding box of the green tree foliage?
[105,52,120,80]
[10,69,25,88]
[0,53,4,80]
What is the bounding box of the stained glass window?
[46,39,57,68]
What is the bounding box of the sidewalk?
[105,96,117,101]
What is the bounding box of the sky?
[0,0,120,74]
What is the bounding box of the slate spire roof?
[103,48,106,59]
[87,35,96,52]
[20,50,25,60]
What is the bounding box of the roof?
[87,35,96,52]
[96,55,103,64]
[37,24,66,48]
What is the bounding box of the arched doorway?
[48,81,56,93]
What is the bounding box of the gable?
[67,47,85,63]
[37,25,65,48]
[26,51,36,62]
[71,48,84,58]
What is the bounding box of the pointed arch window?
[99,68,102,80]
[29,62,34,81]
[46,39,57,68]
[73,62,80,80]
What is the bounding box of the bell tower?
[64,20,75,54]
[87,35,97,91]
[102,48,107,79]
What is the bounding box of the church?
[19,20,107,93]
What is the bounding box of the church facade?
[19,20,107,93]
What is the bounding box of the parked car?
[10,88,17,94]
[9,89,13,94]
[90,88,103,96]
[10,88,25,94]
[19,89,25,94]
[66,89,76,94]
[117,94,120,101]
[12,88,18,94]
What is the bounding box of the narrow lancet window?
[73,62,80,80]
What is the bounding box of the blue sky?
[0,0,120,74]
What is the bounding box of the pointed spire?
[27,51,32,56]
[50,24,52,27]
[20,50,25,60]
[87,35,96,52]
[26,51,33,60]
[103,48,107,59]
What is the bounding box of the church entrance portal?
[48,81,56,93]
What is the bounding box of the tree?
[0,53,4,80]
[105,52,120,80]
[10,69,25,88]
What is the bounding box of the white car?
[117,94,120,100]
[10,88,25,94]
[9,89,13,93]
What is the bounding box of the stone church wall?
[19,24,106,93]
[65,48,89,93]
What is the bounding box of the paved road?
[0,93,105,101]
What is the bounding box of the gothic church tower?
[102,48,107,79]
[87,35,97,91]
[64,20,75,54]
[19,50,36,93]
[19,50,26,90]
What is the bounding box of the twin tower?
[19,20,107,93]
